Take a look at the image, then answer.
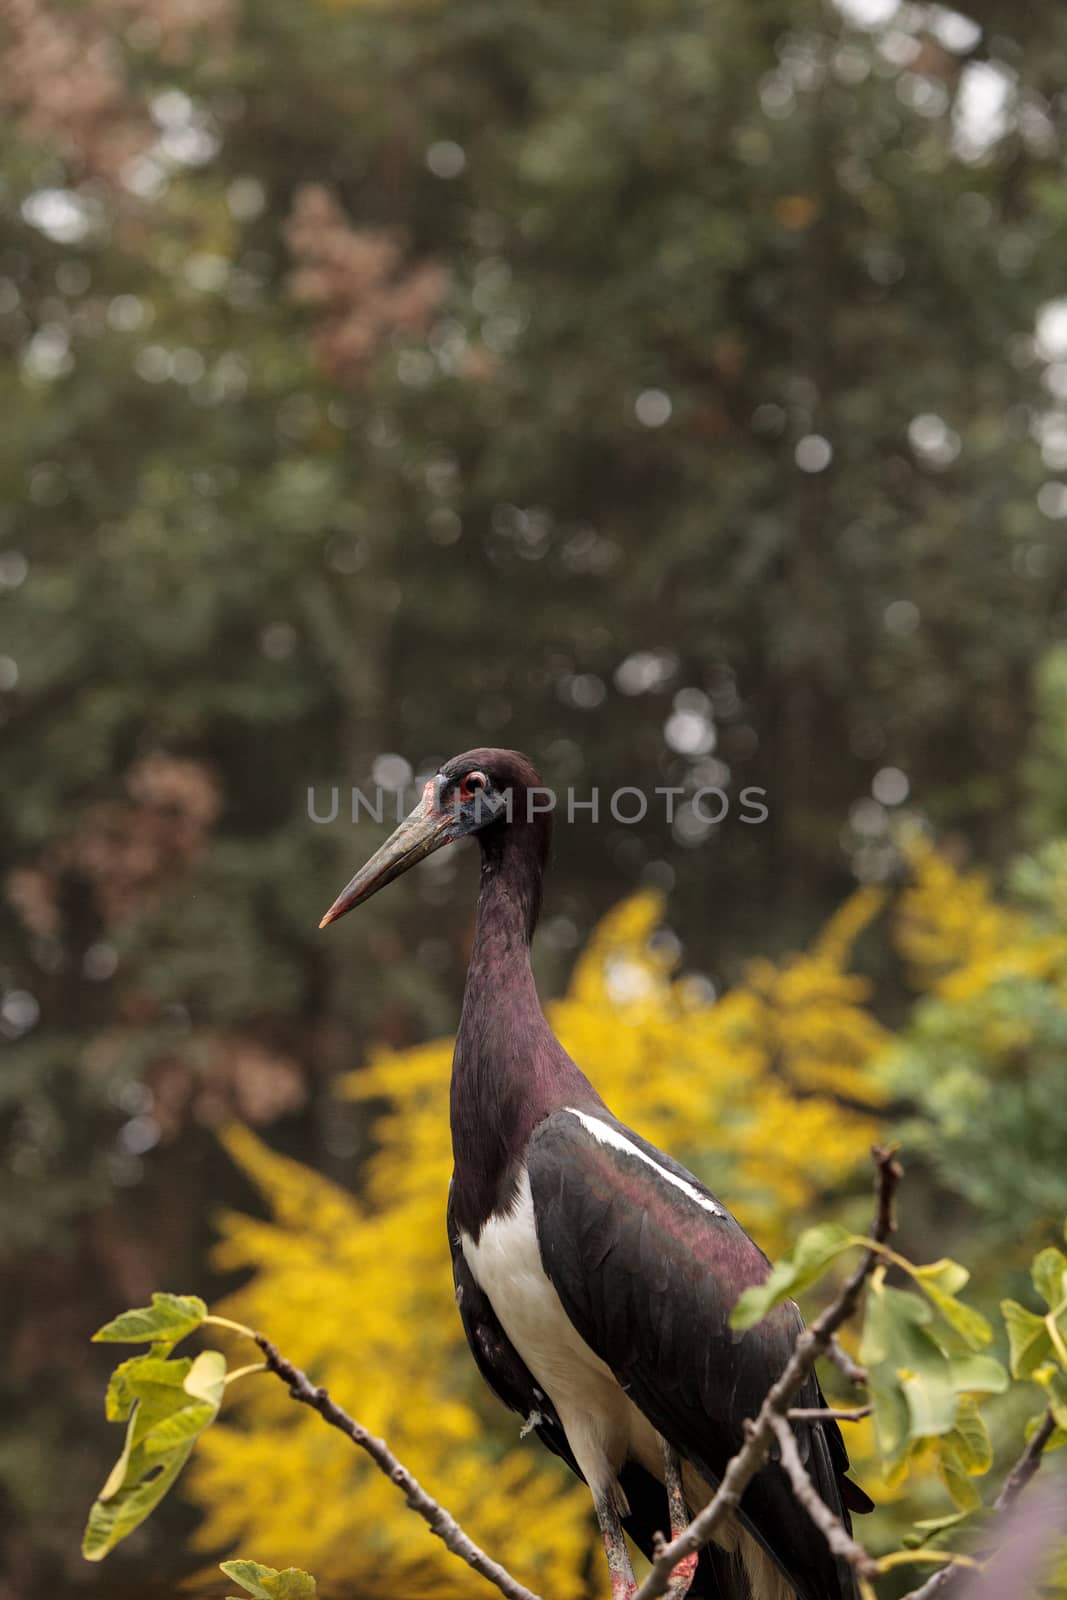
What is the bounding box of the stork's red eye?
[464,770,488,795]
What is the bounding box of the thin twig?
[826,1337,868,1386]
[993,1410,1056,1514]
[769,1413,878,1578]
[896,1554,967,1597]
[633,1146,902,1600]
[898,1411,1058,1600]
[254,1334,542,1600]
[787,1405,871,1423]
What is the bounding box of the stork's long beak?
[319,785,454,928]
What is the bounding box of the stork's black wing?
[447,1183,745,1599]
[525,1110,869,1600]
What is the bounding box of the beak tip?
[318,797,449,932]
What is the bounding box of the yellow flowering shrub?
[893,835,1067,1001]
[188,891,886,1593]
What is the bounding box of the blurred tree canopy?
[4,0,1067,1594]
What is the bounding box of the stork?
[320,749,871,1600]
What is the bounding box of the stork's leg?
[661,1441,699,1600]
[593,1490,637,1600]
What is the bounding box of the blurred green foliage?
[4,0,1067,1593]
[889,839,1067,1234]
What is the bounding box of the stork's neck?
[449,825,601,1234]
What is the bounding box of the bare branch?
[993,1410,1056,1514]
[898,1559,970,1600]
[786,1405,871,1423]
[253,1334,543,1600]
[899,1411,1058,1600]
[826,1337,868,1386]
[769,1413,877,1578]
[633,1146,902,1600]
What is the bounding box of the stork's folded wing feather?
[525,1109,864,1600]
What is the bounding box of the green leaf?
[184,1349,227,1403]
[900,1258,992,1349]
[1033,1362,1067,1430]
[221,1563,276,1600]
[82,1349,227,1559]
[123,1357,193,1447]
[140,1352,227,1459]
[862,1279,950,1458]
[98,1409,138,1503]
[913,1259,971,1297]
[910,1508,977,1540]
[859,1277,915,1459]
[220,1559,318,1599]
[945,1353,1009,1396]
[1002,1298,1053,1377]
[898,1366,958,1440]
[105,1358,141,1424]
[104,1345,189,1423]
[92,1293,207,1348]
[96,1360,194,1501]
[918,1282,993,1352]
[267,1576,317,1600]
[861,1277,1007,1467]
[83,1443,194,1560]
[1032,1247,1067,1313]
[945,1396,992,1474]
[936,1439,983,1512]
[730,1223,854,1330]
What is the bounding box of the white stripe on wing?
[564,1108,724,1217]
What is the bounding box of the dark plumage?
[321,748,871,1600]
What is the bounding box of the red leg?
[661,1441,699,1599]
[594,1489,638,1600]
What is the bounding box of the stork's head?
[319,748,545,928]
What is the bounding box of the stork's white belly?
[460,1166,661,1503]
